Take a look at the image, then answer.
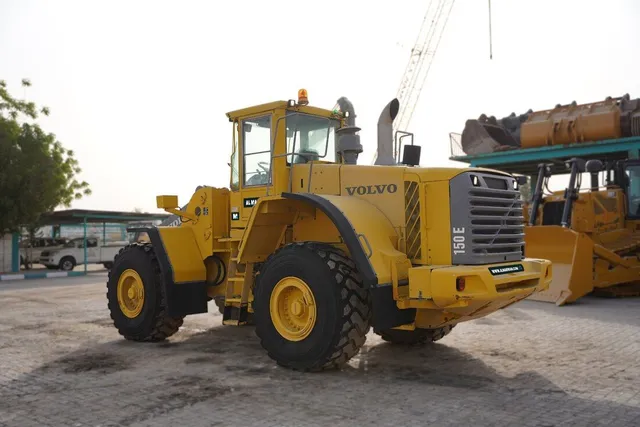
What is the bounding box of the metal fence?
[449,132,465,157]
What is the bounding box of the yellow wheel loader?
[107,90,552,372]
[524,158,640,305]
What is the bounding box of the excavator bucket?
[524,226,595,306]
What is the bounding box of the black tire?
[375,325,455,345]
[59,256,75,272]
[106,243,184,342]
[103,262,114,270]
[254,243,371,372]
[213,297,255,325]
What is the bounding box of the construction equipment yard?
[1,274,639,427]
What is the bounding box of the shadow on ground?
[2,318,640,426]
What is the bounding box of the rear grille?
[450,172,525,265]
[404,181,422,260]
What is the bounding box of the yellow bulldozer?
[107,90,552,372]
[451,93,640,306]
[524,157,640,305]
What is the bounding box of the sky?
[2,0,640,213]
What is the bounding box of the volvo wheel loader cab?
[524,157,640,305]
[107,90,552,372]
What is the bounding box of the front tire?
[254,243,371,372]
[106,243,184,341]
[59,256,75,271]
[375,325,455,345]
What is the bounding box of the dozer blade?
[524,226,595,306]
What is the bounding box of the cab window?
[286,114,339,164]
[243,115,272,187]
[230,121,240,191]
[625,165,640,217]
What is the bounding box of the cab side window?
[243,115,272,187]
[625,165,640,217]
[230,121,240,191]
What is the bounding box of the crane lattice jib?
[394,0,455,136]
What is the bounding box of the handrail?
[394,130,414,164]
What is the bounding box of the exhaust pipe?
[374,98,400,166]
[336,96,363,165]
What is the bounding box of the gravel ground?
[0,274,639,427]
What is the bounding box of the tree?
[0,79,91,234]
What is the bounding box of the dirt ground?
[0,274,639,426]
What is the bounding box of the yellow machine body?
[155,166,552,330]
[145,97,550,328]
[109,91,552,371]
[525,187,640,305]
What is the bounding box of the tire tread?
[255,242,372,372]
[106,243,184,342]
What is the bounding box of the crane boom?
[394,0,455,140]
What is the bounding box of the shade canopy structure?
[38,209,171,225]
[11,209,171,275]
[449,136,640,177]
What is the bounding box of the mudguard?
[127,226,208,317]
[282,192,415,330]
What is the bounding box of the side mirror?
[515,175,528,186]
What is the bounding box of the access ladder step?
[217,237,242,243]
[222,304,250,325]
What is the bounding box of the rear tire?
[254,243,371,372]
[375,325,455,345]
[106,243,184,342]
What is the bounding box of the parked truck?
[39,237,128,271]
[19,237,69,269]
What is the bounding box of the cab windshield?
[286,113,339,164]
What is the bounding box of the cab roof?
[226,101,340,122]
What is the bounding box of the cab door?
[228,113,274,225]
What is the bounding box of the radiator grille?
[469,182,525,261]
[450,172,525,265]
[404,181,422,260]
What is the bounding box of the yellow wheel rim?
[270,276,316,341]
[117,269,145,319]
